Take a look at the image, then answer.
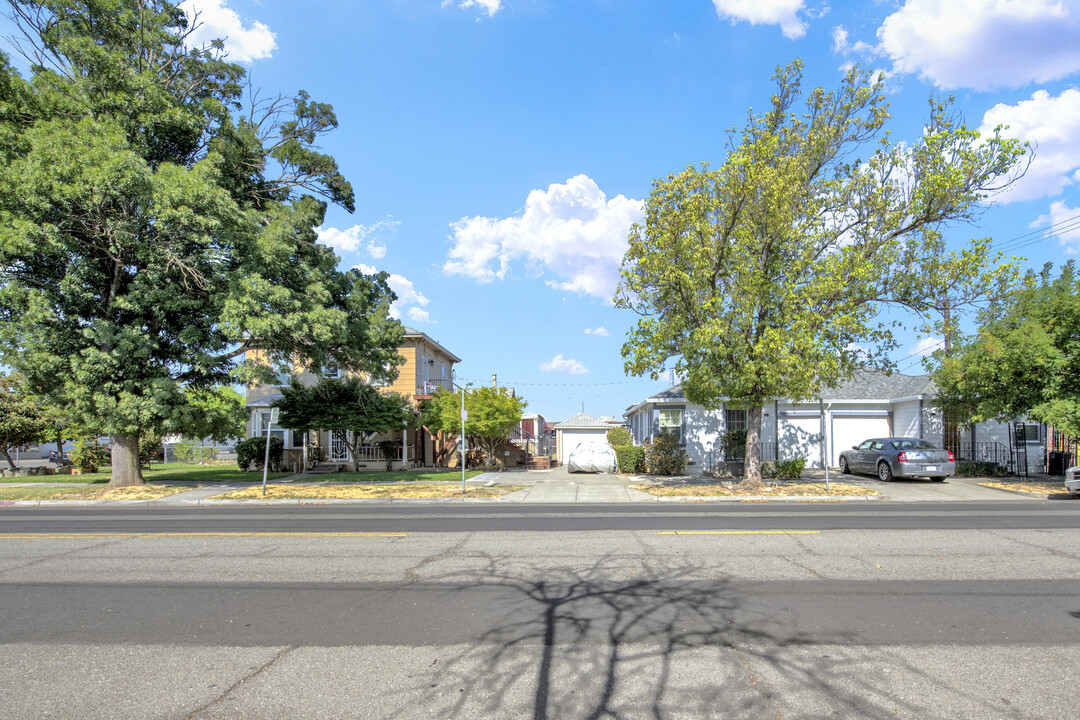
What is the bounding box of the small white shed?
[554,413,612,465]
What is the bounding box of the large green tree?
[273,377,413,472]
[0,373,52,470]
[933,262,1080,436]
[0,1,403,487]
[425,386,525,468]
[616,61,1026,485]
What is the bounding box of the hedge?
[615,445,645,473]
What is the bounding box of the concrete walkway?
[491,466,656,503]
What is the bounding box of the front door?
[329,431,351,462]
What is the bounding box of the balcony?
[416,378,453,394]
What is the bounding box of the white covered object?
[567,442,617,473]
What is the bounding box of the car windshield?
[891,439,937,450]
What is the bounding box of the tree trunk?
[2,447,17,471]
[740,405,764,489]
[349,437,361,472]
[108,434,144,487]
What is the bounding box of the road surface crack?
[978,529,1080,560]
[728,643,782,720]
[185,645,296,720]
[632,530,658,579]
[0,537,129,577]
[405,532,472,582]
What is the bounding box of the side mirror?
[851,446,858,450]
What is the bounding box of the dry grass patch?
[0,484,198,501]
[979,481,1072,496]
[635,481,878,498]
[211,484,528,500]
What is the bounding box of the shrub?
[775,457,806,481]
[140,429,163,466]
[954,461,1008,478]
[644,435,688,476]
[378,439,399,471]
[236,436,283,471]
[760,461,777,479]
[721,429,747,461]
[615,445,646,473]
[606,427,632,448]
[70,440,109,472]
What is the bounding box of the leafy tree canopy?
[273,377,413,472]
[0,373,53,469]
[425,386,526,468]
[933,262,1080,436]
[616,60,1027,484]
[0,1,403,486]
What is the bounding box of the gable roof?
[403,326,462,363]
[554,412,612,429]
[625,368,935,415]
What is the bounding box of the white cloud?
[179,0,277,63]
[875,0,1080,90]
[712,0,808,40]
[909,337,944,358]
[540,354,589,375]
[443,175,644,301]
[584,327,609,337]
[1030,200,1080,253]
[353,264,433,324]
[979,89,1080,203]
[317,220,398,258]
[442,0,502,18]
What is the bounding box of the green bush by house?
[615,445,646,473]
[644,435,688,476]
[236,436,284,472]
[775,458,806,481]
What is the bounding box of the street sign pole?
[262,407,279,497]
[461,383,467,493]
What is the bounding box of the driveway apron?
[518,466,638,503]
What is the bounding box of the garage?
[553,412,613,465]
[778,413,823,467]
[831,413,891,467]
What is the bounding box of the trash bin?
[1048,451,1072,476]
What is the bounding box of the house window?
[321,362,340,379]
[1016,423,1042,443]
[257,411,285,443]
[725,407,747,431]
[658,408,682,442]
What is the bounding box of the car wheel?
[839,457,850,474]
[877,462,893,482]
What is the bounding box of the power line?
[992,211,1080,254]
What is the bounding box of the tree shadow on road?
[387,553,957,720]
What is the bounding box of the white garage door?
[778,414,823,467]
[558,429,609,464]
[831,415,891,467]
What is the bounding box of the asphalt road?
[3,499,1080,534]
[2,503,1080,719]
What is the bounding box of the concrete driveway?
[495,466,652,503]
[832,472,1048,502]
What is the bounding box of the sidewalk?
[1,467,1066,506]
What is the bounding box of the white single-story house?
[623,369,1046,474]
[553,412,613,465]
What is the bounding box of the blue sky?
[18,1,1080,421]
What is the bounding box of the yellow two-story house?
[245,327,461,472]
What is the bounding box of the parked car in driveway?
[1065,466,1080,497]
[838,437,955,482]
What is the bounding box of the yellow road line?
[657,530,820,535]
[0,532,409,539]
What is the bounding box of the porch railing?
[416,378,453,394]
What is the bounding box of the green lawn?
[0,463,290,484]
[303,470,486,483]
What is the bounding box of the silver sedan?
[838,437,955,482]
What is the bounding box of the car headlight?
[1067,466,1080,481]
